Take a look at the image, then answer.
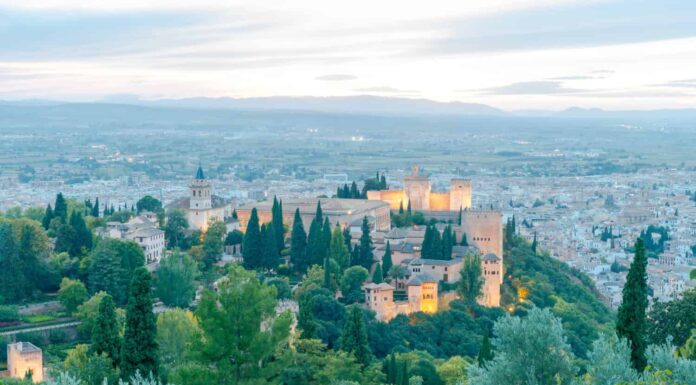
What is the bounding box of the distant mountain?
[134,95,505,116]
[557,106,696,119]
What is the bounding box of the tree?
[63,344,119,385]
[243,208,263,269]
[181,265,292,385]
[155,251,199,308]
[0,222,25,303]
[54,223,78,257]
[340,305,372,367]
[372,263,384,284]
[291,208,309,273]
[156,309,201,372]
[164,210,189,249]
[437,356,468,385]
[477,334,493,367]
[260,223,280,271]
[340,266,369,304]
[271,196,285,252]
[121,267,159,379]
[91,294,121,365]
[329,224,351,273]
[74,291,124,340]
[382,241,393,276]
[468,307,577,385]
[617,238,649,371]
[58,278,88,314]
[92,198,100,217]
[54,193,68,223]
[202,221,226,270]
[69,211,92,256]
[531,232,538,253]
[88,239,145,305]
[136,196,162,213]
[307,204,326,268]
[42,204,54,229]
[579,334,639,385]
[458,254,484,304]
[647,288,696,346]
[460,232,468,247]
[356,217,374,269]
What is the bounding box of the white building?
[96,212,165,264]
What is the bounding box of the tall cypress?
[92,197,100,217]
[421,226,433,259]
[243,208,262,269]
[271,196,285,251]
[121,267,158,379]
[18,225,39,292]
[372,263,383,284]
[382,241,393,275]
[92,294,121,365]
[290,208,308,273]
[398,201,404,214]
[357,216,374,269]
[340,305,372,367]
[260,224,279,271]
[460,232,469,246]
[617,238,649,371]
[0,223,25,303]
[322,257,332,289]
[54,193,68,223]
[477,334,493,367]
[42,204,54,229]
[321,217,332,254]
[307,202,325,267]
[531,232,538,253]
[442,225,453,260]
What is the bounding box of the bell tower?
[190,164,212,210]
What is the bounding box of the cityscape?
[2,1,696,385]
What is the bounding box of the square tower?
[403,165,431,210]
[449,178,472,210]
[7,342,43,383]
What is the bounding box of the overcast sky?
[1,0,696,110]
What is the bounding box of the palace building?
[367,165,471,211]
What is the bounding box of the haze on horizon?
[1,0,696,111]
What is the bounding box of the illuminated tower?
[190,165,212,210]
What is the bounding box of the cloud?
[353,86,418,94]
[549,75,601,80]
[316,74,357,81]
[654,79,696,88]
[476,81,583,95]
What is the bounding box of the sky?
[1,0,696,110]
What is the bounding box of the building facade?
[96,213,165,264]
[367,165,472,211]
[6,342,43,383]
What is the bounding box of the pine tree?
[54,193,68,223]
[290,208,308,273]
[243,208,263,269]
[0,223,26,303]
[340,305,372,367]
[617,238,648,371]
[372,263,383,284]
[92,197,100,217]
[382,241,393,276]
[477,334,493,367]
[357,216,374,269]
[91,294,121,365]
[42,204,54,229]
[121,267,158,379]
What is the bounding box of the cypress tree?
[372,263,383,284]
[91,294,121,365]
[460,232,469,246]
[477,334,493,367]
[18,225,39,292]
[323,257,332,289]
[531,232,538,253]
[243,208,262,269]
[42,204,54,229]
[0,223,25,303]
[92,197,100,217]
[343,226,352,249]
[322,217,332,254]
[458,207,462,225]
[350,182,360,199]
[380,174,387,190]
[54,193,68,223]
[69,212,92,255]
[387,353,397,384]
[406,201,412,215]
[290,208,308,273]
[421,225,433,259]
[232,209,238,220]
[398,201,404,214]
[307,202,325,267]
[121,267,158,379]
[442,225,453,260]
[297,296,316,339]
[617,238,649,371]
[382,241,393,276]
[329,224,350,273]
[260,224,279,271]
[357,216,374,269]
[271,196,285,251]
[340,305,372,367]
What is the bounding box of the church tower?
[190,165,212,210]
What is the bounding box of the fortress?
[367,165,471,211]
